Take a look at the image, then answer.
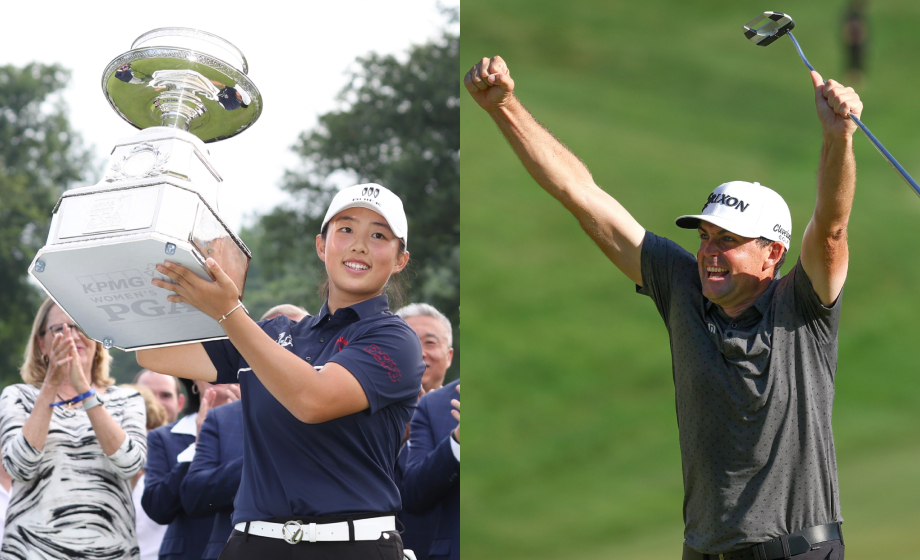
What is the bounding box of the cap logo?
[703,192,750,213]
[772,224,791,244]
[361,186,380,198]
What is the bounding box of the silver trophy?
[28,28,261,351]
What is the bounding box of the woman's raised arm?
[137,342,218,382]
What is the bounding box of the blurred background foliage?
[0,64,91,387]
[0,9,459,386]
[235,7,459,383]
[242,8,459,329]
[462,0,920,558]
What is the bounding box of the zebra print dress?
[0,384,147,560]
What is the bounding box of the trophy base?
[30,234,227,351]
[31,123,250,352]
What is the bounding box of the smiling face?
[316,206,409,310]
[696,221,782,315]
[405,315,454,391]
[38,304,97,383]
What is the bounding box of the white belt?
[234,516,396,544]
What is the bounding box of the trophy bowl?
[102,28,262,142]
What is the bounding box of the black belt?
[683,522,843,560]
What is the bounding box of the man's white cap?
[675,181,792,249]
[321,183,408,246]
[235,83,252,106]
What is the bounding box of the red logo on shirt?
[363,344,401,382]
[336,337,349,352]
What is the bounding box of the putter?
[743,12,920,197]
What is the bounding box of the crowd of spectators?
[0,298,459,560]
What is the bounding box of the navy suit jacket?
[180,400,244,559]
[396,442,438,560]
[142,419,217,560]
[402,380,460,560]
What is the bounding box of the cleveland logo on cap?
[702,192,750,213]
[773,224,791,244]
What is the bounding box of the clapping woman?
[0,299,147,559]
[138,183,425,560]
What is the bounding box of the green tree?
[0,64,91,387]
[242,11,460,377]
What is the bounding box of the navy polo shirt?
[217,86,241,111]
[202,294,425,523]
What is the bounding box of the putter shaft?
[787,32,920,197]
[850,115,920,197]
[787,33,816,73]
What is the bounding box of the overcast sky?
[1,0,458,231]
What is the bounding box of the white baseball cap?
[675,181,792,249]
[321,183,408,246]
[236,85,252,107]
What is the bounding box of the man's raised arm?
[800,71,863,306]
[465,56,646,286]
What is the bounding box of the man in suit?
[179,399,243,559]
[396,303,453,393]
[142,379,239,560]
[134,370,185,560]
[402,380,460,560]
[395,303,455,560]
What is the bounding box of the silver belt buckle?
[282,520,303,544]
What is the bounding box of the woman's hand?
[56,325,92,394]
[196,388,217,437]
[42,332,73,391]
[152,258,240,322]
[67,349,92,395]
[194,383,241,438]
[26,331,79,451]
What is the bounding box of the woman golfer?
[138,183,424,560]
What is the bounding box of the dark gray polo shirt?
[637,231,842,554]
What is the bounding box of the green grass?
[461,1,920,558]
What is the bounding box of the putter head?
[743,12,795,46]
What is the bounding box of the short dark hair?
[756,237,786,278]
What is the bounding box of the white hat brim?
[238,88,252,106]
[675,214,762,240]
[322,201,407,243]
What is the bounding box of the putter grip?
[849,114,920,197]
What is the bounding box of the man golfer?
[466,56,862,560]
